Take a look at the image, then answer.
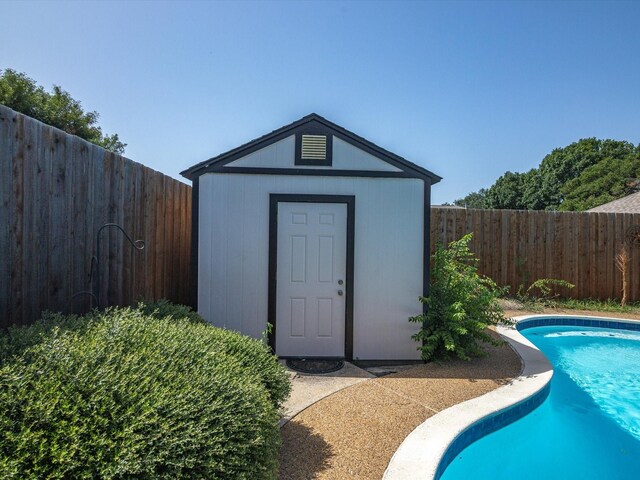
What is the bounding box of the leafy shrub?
[0,306,289,479]
[515,278,575,308]
[202,326,291,409]
[409,233,507,361]
[138,299,206,324]
[0,311,91,364]
[138,301,290,409]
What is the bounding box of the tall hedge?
[0,305,290,479]
[141,300,290,409]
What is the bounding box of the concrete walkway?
[280,361,374,427]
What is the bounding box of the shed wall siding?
[198,173,424,360]
[332,137,402,171]
[225,136,295,169]
[225,135,401,172]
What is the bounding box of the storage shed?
[181,114,441,360]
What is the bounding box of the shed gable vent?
[295,130,332,166]
[301,134,327,160]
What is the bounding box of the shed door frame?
[268,194,355,359]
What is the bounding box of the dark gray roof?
[587,191,640,213]
[181,113,442,183]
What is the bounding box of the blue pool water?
[440,325,640,480]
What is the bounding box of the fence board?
[9,113,25,324]
[164,177,174,300]
[71,139,90,313]
[616,213,640,299]
[182,185,192,303]
[614,214,625,300]
[154,176,166,301]
[48,128,69,313]
[0,107,14,322]
[142,166,155,300]
[90,144,104,307]
[591,213,599,299]
[23,116,40,324]
[122,158,135,306]
[569,211,581,296]
[603,214,611,299]
[500,210,508,286]
[580,213,588,296]
[132,163,145,303]
[172,182,182,301]
[544,211,553,280]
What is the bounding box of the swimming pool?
[440,320,640,480]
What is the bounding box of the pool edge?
[384,314,640,480]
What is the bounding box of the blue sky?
[2,0,639,204]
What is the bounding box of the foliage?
[202,322,291,409]
[453,188,488,209]
[455,138,640,212]
[138,299,206,324]
[0,311,91,364]
[535,138,636,210]
[0,68,126,154]
[524,278,575,299]
[549,297,640,314]
[559,154,640,211]
[0,305,290,479]
[138,300,290,408]
[515,278,575,309]
[409,234,507,362]
[484,170,531,210]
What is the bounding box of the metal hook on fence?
[93,223,145,309]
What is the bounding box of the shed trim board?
[200,166,420,178]
[268,194,355,359]
[422,179,431,313]
[190,177,199,309]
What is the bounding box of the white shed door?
[276,202,347,357]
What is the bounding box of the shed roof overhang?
[180,113,442,184]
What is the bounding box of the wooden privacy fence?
[0,105,192,328]
[431,207,640,302]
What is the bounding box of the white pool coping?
[385,314,625,480]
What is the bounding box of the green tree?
[560,154,640,211]
[453,188,488,208]
[485,171,529,209]
[532,138,636,210]
[454,138,639,211]
[0,69,126,154]
[520,168,547,210]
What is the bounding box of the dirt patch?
[498,297,527,311]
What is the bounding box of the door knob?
[338,290,344,296]
[338,279,343,285]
